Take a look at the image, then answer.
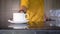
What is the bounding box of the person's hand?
[20,6,27,12]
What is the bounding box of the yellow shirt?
[20,0,44,29]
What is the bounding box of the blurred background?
[0,0,20,28]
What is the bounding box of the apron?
[20,0,44,29]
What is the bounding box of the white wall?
[0,0,20,28]
[44,0,52,17]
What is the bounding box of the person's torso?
[27,0,44,22]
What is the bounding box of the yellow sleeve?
[20,0,28,8]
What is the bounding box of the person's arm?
[20,0,28,12]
